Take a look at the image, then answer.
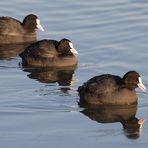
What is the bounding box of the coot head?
[123,71,146,91]
[22,14,44,32]
[57,38,78,55]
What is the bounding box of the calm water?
[0,0,148,147]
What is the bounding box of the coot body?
[0,14,44,44]
[78,71,146,106]
[20,38,78,67]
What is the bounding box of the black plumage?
[20,38,78,67]
[78,71,146,106]
[0,14,44,44]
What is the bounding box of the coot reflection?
[0,43,31,60]
[80,104,145,139]
[22,66,77,93]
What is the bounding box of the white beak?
[137,77,146,92]
[36,19,44,32]
[70,48,78,55]
[138,117,145,129]
[69,42,78,55]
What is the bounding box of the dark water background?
[0,0,148,147]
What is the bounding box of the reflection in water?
[0,43,31,60]
[22,66,77,93]
[80,104,145,139]
[23,67,77,85]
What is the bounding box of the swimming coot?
[0,14,44,44]
[78,71,146,106]
[19,38,78,67]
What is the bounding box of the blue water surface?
[0,0,148,148]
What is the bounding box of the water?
[0,0,148,147]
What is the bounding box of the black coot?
[78,71,146,106]
[20,38,78,67]
[0,14,44,44]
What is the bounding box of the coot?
[20,38,78,67]
[0,14,44,44]
[78,71,146,106]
